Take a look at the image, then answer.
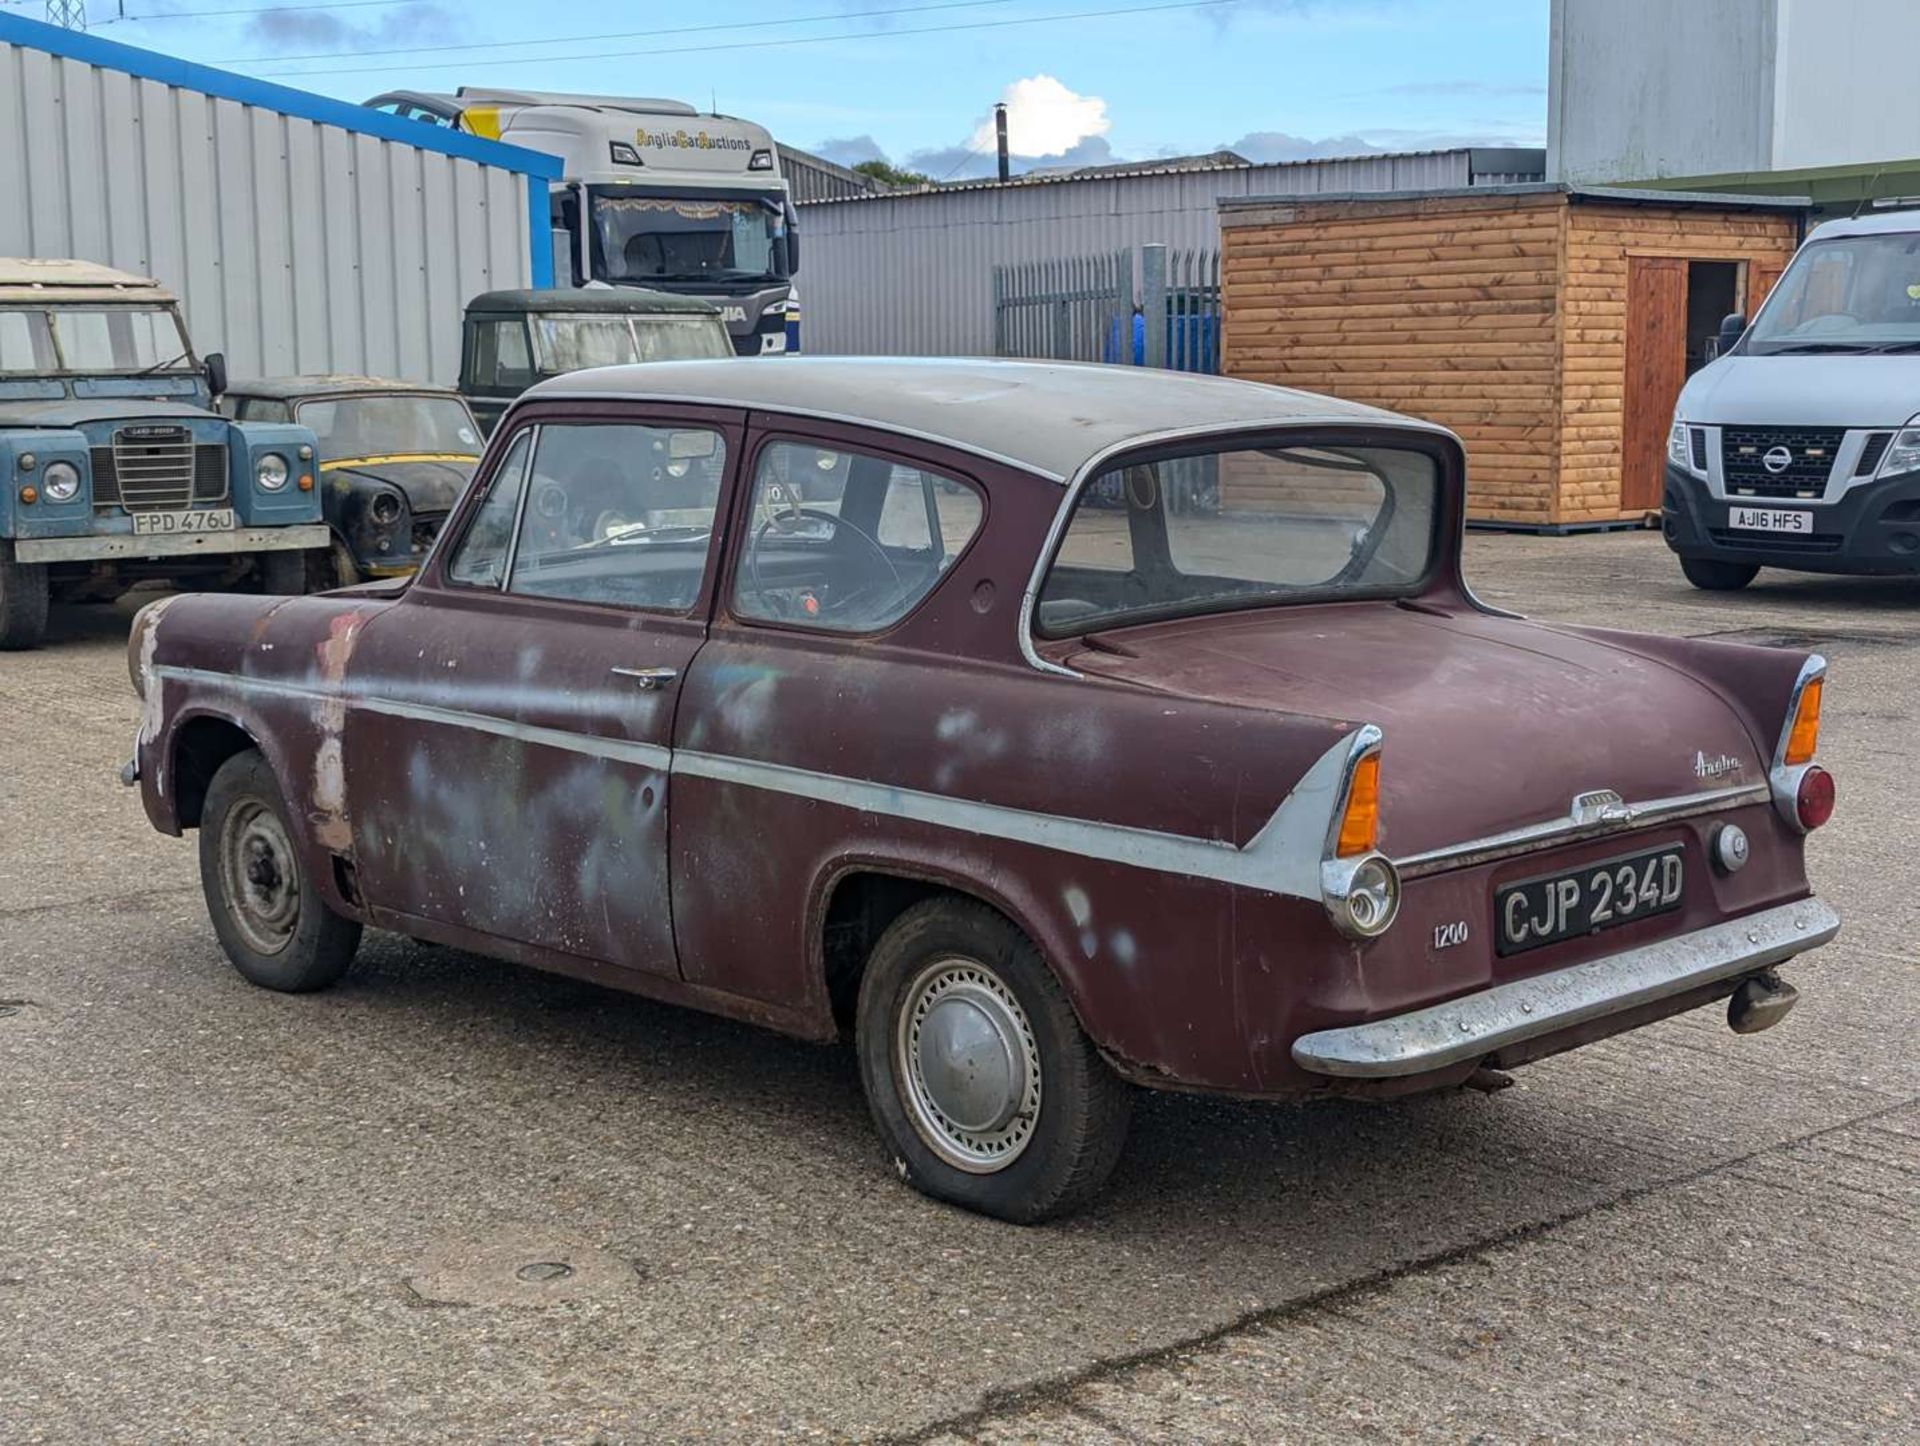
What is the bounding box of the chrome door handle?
[610,666,679,691]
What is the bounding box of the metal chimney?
[994,103,1010,182]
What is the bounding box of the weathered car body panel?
[128,359,1836,1103]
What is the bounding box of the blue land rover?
[0,259,328,648]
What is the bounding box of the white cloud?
[968,75,1111,160]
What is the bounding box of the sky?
[46,0,1550,179]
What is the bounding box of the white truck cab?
[1663,208,1920,588]
[369,89,799,359]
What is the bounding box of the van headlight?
[1667,420,1692,469]
[1875,425,1920,479]
[41,460,81,503]
[255,453,290,491]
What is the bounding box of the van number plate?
[1728,507,1813,534]
[133,509,235,536]
[1496,844,1685,956]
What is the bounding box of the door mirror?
[1717,313,1747,353]
[203,351,228,398]
[784,205,800,275]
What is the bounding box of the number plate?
[1728,506,1813,534]
[132,509,235,536]
[1495,844,1685,957]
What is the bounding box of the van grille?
[1720,426,1842,500]
[1855,431,1892,476]
[92,433,229,512]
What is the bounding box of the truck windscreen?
[591,193,788,285]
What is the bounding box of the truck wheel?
[1681,557,1759,592]
[0,559,50,650]
[198,750,361,992]
[256,550,308,596]
[856,898,1132,1223]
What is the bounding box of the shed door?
[1621,256,1688,514]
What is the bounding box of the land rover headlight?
[1874,424,1920,479]
[255,453,290,491]
[41,460,81,503]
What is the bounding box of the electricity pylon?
[46,1,88,29]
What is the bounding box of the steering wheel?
[746,506,902,621]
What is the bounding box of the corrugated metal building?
[799,147,1544,356]
[0,13,560,385]
[777,143,886,205]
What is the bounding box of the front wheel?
[0,559,50,649]
[256,549,309,596]
[1681,556,1759,591]
[198,750,361,992]
[856,898,1132,1223]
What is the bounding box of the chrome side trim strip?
[1291,897,1840,1078]
[1393,782,1771,879]
[151,665,1368,900]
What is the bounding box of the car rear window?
[1036,441,1441,636]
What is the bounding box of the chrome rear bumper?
[1291,898,1840,1078]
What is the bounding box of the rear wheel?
[198,750,361,992]
[855,898,1132,1223]
[0,559,50,650]
[1681,556,1759,591]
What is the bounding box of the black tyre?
[256,549,309,596]
[1681,556,1759,592]
[0,559,50,650]
[856,898,1132,1223]
[198,750,361,992]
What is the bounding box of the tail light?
[1770,657,1832,834]
[1783,676,1822,766]
[1322,727,1399,939]
[1795,766,1835,831]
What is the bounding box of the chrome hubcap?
[896,959,1041,1173]
[219,799,300,956]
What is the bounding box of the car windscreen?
[0,310,56,373]
[46,306,193,373]
[295,394,483,459]
[531,314,734,372]
[1035,441,1441,637]
[591,192,788,284]
[1745,232,1920,354]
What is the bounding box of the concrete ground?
[0,531,1914,1444]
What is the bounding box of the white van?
[1662,208,1920,589]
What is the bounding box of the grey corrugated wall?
[0,38,538,384]
[799,150,1537,357]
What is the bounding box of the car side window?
[472,319,533,389]
[235,398,292,424]
[445,429,533,588]
[505,422,728,612]
[733,441,983,633]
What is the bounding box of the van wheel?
[0,560,50,650]
[198,750,361,992]
[1681,557,1759,591]
[855,898,1132,1223]
[256,550,308,596]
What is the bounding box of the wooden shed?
[1218,185,1806,528]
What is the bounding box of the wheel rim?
[895,958,1042,1174]
[218,798,301,957]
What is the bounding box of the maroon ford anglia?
[126,359,1841,1221]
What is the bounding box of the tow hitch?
[1728,970,1799,1035]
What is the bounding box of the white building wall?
[0,31,550,384]
[1770,0,1920,170]
[1547,0,1777,183]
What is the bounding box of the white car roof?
[529,357,1443,482]
[1805,208,1920,242]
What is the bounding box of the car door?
[341,403,744,977]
